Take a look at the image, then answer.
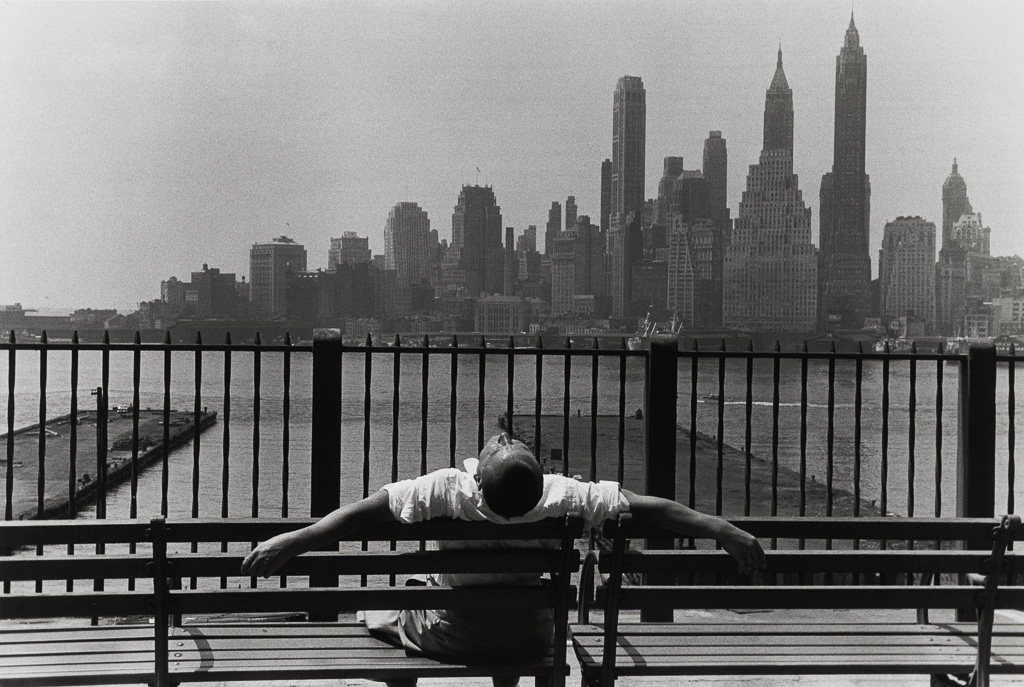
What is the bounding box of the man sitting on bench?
[242,428,765,687]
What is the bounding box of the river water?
[2,349,1020,521]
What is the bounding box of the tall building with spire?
[819,15,872,330]
[609,76,646,317]
[723,50,817,332]
[942,159,972,249]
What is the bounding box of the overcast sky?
[1,1,1022,312]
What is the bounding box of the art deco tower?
[723,50,817,332]
[819,14,872,330]
[440,185,503,298]
[941,159,972,249]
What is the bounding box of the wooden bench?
[571,514,1023,687]
[2,514,583,687]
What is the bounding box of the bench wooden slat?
[171,584,567,614]
[612,517,1003,542]
[605,585,982,610]
[571,622,990,635]
[166,517,584,543]
[1,592,153,619]
[604,550,993,575]
[0,554,151,581]
[168,549,572,577]
[0,521,152,547]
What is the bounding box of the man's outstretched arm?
[241,489,395,578]
[620,489,766,575]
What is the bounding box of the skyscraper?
[384,202,433,289]
[565,196,578,233]
[941,159,972,249]
[879,217,936,333]
[819,15,872,330]
[328,232,371,269]
[600,159,611,234]
[441,185,504,298]
[249,236,307,320]
[702,131,730,234]
[723,50,817,332]
[545,201,562,255]
[609,76,646,317]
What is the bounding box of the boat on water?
[627,311,682,350]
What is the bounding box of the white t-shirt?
[381,459,629,586]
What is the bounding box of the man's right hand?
[241,531,299,578]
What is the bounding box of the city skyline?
[1,1,1022,312]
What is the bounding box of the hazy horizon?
[2,1,1022,313]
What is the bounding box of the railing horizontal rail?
[604,551,995,575]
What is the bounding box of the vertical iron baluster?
[827,341,836,519]
[935,342,944,524]
[392,335,401,485]
[99,331,110,522]
[744,341,754,516]
[689,341,699,511]
[908,343,917,520]
[192,332,202,591]
[361,334,372,587]
[221,333,231,589]
[854,342,864,522]
[590,339,598,482]
[618,341,626,486]
[363,333,373,498]
[391,335,402,585]
[252,333,262,522]
[771,341,781,520]
[1008,344,1016,518]
[131,332,141,520]
[881,341,890,524]
[716,340,726,516]
[535,336,543,467]
[799,341,808,520]
[66,333,79,592]
[478,336,486,453]
[37,332,48,522]
[282,333,291,519]
[421,336,430,477]
[508,337,516,441]
[5,331,14,525]
[562,338,571,477]
[161,332,171,517]
[36,332,48,593]
[128,332,141,592]
[450,336,459,469]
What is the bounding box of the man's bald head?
[477,433,544,519]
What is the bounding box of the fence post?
[959,341,997,525]
[642,333,677,622]
[310,329,342,619]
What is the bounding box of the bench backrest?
[584,513,1022,687]
[0,519,155,620]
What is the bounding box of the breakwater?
[2,408,217,520]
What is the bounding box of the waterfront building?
[550,229,578,316]
[161,276,186,318]
[723,50,817,332]
[819,15,872,330]
[666,220,695,325]
[250,236,307,321]
[384,202,434,292]
[990,296,1024,336]
[328,232,371,269]
[631,258,668,314]
[474,295,543,334]
[609,76,646,318]
[878,217,936,333]
[183,264,245,320]
[440,185,504,299]
[600,159,611,234]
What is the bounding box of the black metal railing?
[1,329,1019,533]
